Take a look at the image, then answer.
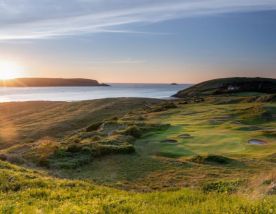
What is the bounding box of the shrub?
[202,180,242,193]
[94,144,135,156]
[204,155,233,164]
[191,155,234,165]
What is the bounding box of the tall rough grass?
[0,161,275,214]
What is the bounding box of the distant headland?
[173,77,276,98]
[0,78,109,87]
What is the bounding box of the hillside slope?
[0,160,275,213]
[0,98,160,148]
[173,77,276,98]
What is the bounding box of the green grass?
[0,160,275,214]
[142,101,276,159]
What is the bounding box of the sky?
[0,0,276,83]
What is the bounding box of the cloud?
[75,58,146,65]
[0,0,276,40]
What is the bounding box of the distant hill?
[0,78,109,87]
[173,77,276,98]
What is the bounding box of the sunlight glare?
[0,61,24,80]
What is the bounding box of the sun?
[0,61,24,80]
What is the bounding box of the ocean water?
[0,84,190,102]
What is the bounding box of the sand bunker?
[248,139,267,145]
[179,134,192,138]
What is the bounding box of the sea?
[0,83,190,102]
